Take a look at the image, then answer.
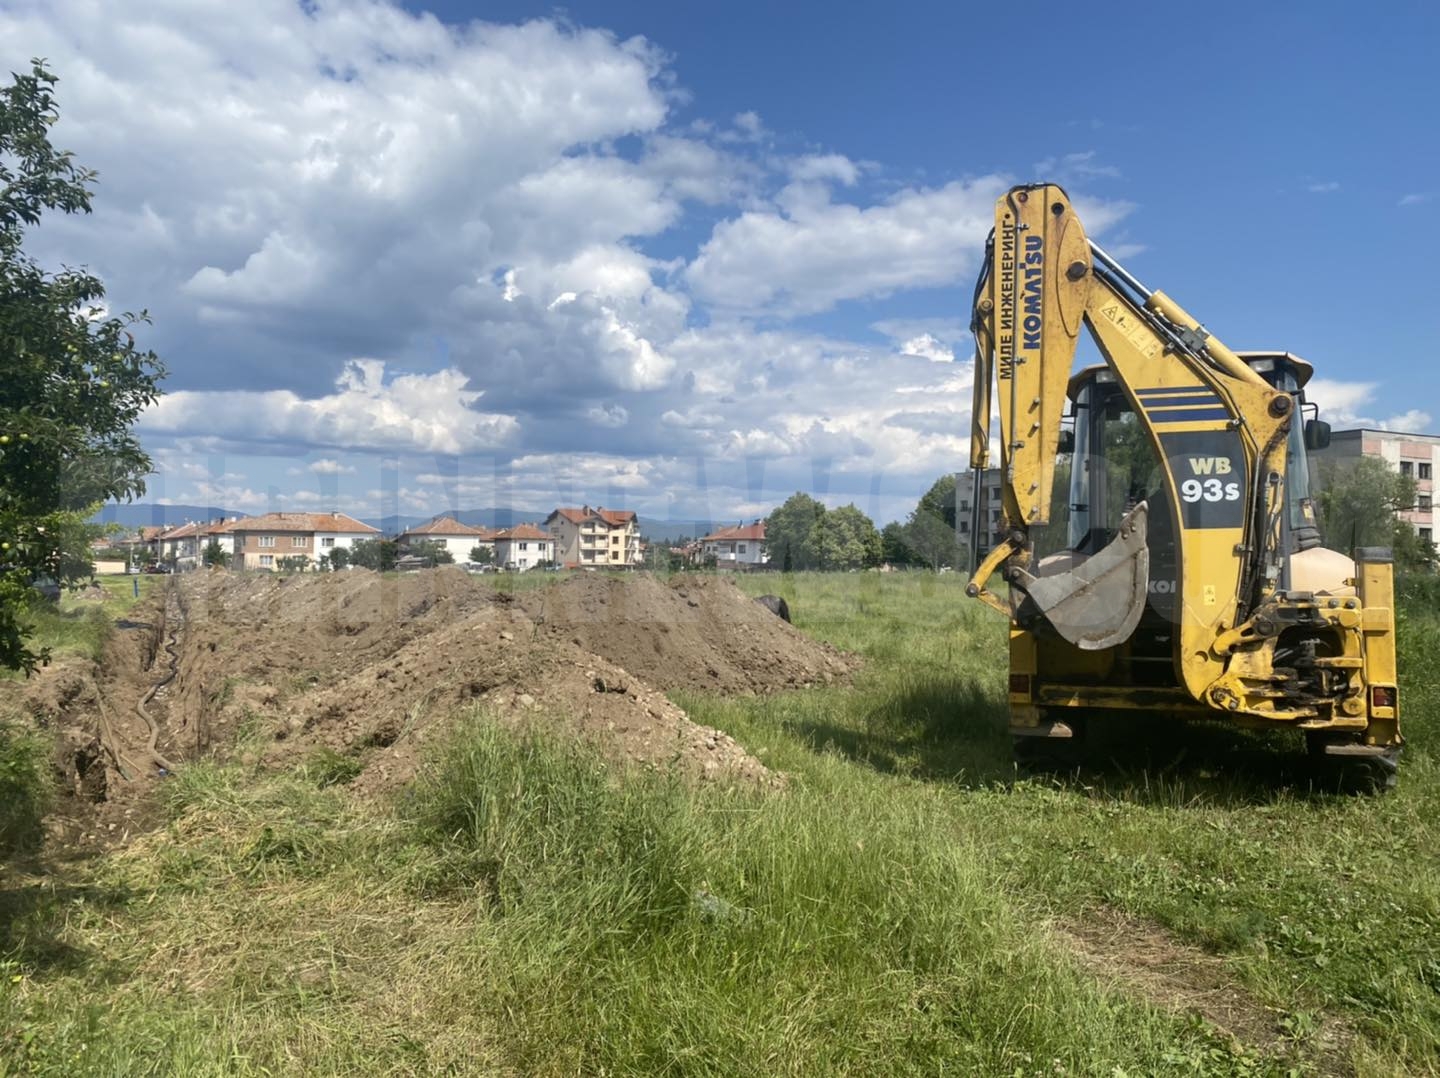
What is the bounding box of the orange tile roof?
[702,522,766,542]
[494,524,551,541]
[230,512,379,534]
[546,506,636,528]
[399,516,493,538]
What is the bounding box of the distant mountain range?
[93,504,720,544]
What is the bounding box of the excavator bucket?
[1010,502,1150,651]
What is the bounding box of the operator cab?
[1051,351,1332,628]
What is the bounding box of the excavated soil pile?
[518,573,855,695]
[161,569,794,794]
[13,569,861,848]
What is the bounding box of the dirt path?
[1052,906,1357,1075]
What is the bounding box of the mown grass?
[0,570,1435,1074]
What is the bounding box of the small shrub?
[0,720,53,857]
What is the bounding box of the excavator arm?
[967,184,1295,704]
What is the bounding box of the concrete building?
[953,467,1005,556]
[1313,428,1440,544]
[546,506,641,568]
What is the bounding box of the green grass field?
[1,572,1436,1075]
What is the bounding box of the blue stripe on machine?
[1135,386,1219,399]
[1149,407,1231,423]
[1138,394,1220,407]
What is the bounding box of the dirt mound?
[14,568,868,850]
[518,573,855,695]
[170,569,782,793]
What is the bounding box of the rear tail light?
[1371,685,1397,710]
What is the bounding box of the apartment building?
[230,512,379,570]
[953,467,1005,556]
[1313,428,1440,544]
[546,506,640,568]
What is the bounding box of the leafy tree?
[468,543,494,566]
[350,538,399,571]
[1317,457,1437,572]
[326,545,351,571]
[880,521,916,567]
[201,541,230,568]
[1,61,165,672]
[901,474,966,570]
[816,504,882,570]
[407,539,454,566]
[276,554,310,574]
[766,493,826,571]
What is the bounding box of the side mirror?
[1056,429,1075,455]
[1304,418,1332,451]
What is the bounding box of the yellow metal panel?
[989,185,1090,528]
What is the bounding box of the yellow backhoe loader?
[966,183,1400,783]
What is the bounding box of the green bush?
[0,720,52,857]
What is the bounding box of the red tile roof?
[230,512,379,534]
[399,516,495,538]
[702,522,766,542]
[494,524,551,541]
[546,506,637,528]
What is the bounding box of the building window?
[519,542,528,551]
[960,521,969,534]
[1422,528,1433,543]
[258,535,275,548]
[960,500,970,512]
[1422,463,1433,480]
[738,544,747,554]
[259,555,274,567]
[321,537,335,548]
[292,536,307,547]
[1420,495,1433,511]
[1401,461,1414,477]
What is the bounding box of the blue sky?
[3,0,1436,526]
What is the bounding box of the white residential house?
[158,518,242,568]
[397,515,498,562]
[197,519,240,562]
[701,521,768,568]
[493,524,554,571]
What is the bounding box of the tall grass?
[0,719,51,857]
[1,571,1436,1073]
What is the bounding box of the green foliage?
[466,543,493,566]
[0,718,50,856]
[349,538,398,571]
[0,60,164,672]
[765,494,881,570]
[1318,456,1437,572]
[299,747,364,788]
[325,544,351,571]
[200,541,230,568]
[764,491,826,571]
[275,554,310,574]
[405,539,453,567]
[816,503,882,569]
